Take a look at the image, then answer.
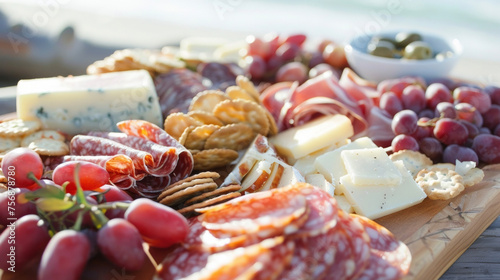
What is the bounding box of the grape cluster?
[380,78,500,164]
[242,33,348,84]
[0,151,189,279]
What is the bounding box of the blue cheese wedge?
[340,160,427,220]
[341,147,402,186]
[16,70,163,135]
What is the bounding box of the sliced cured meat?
[157,237,285,280]
[197,62,240,90]
[154,68,209,116]
[280,226,344,280]
[117,120,194,183]
[364,106,395,148]
[351,214,412,280]
[335,211,371,280]
[200,187,309,239]
[88,131,178,177]
[70,135,159,175]
[132,175,171,199]
[338,68,378,117]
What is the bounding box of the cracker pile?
[0,118,69,158]
[164,75,278,171]
[156,171,241,217]
[390,150,485,200]
[86,49,185,77]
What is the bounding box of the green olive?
[435,51,454,61]
[403,41,433,60]
[367,40,396,58]
[370,36,397,47]
[395,32,422,48]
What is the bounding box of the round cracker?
[178,192,241,217]
[225,86,258,103]
[21,130,66,147]
[164,113,202,140]
[184,124,220,150]
[184,184,242,206]
[235,75,261,102]
[158,178,215,201]
[187,111,224,126]
[28,138,69,156]
[158,182,218,207]
[204,123,254,151]
[462,167,485,187]
[0,119,41,138]
[213,99,269,136]
[0,136,20,153]
[415,167,465,200]
[264,109,278,136]
[193,148,239,171]
[189,90,229,113]
[389,150,433,178]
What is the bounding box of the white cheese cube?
[17,70,163,135]
[334,195,354,214]
[314,137,377,194]
[341,147,402,186]
[305,173,335,197]
[340,160,427,220]
[269,114,353,163]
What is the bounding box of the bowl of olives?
[344,31,462,82]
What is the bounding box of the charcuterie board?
[2,105,500,280]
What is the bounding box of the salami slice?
[117,120,193,183]
[200,187,309,239]
[351,214,412,280]
[88,131,178,177]
[197,62,238,90]
[157,237,284,280]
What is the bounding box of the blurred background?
[1,0,500,112]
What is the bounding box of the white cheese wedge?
[293,139,348,176]
[305,173,335,197]
[270,114,354,163]
[340,160,427,220]
[334,194,354,214]
[341,147,402,186]
[314,137,377,194]
[16,70,163,136]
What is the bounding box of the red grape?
[453,86,491,114]
[459,120,480,139]
[418,109,435,119]
[443,144,479,165]
[244,55,266,80]
[479,127,491,135]
[418,137,443,162]
[125,198,189,248]
[425,83,452,110]
[0,188,37,227]
[266,54,285,74]
[97,218,146,271]
[38,230,91,280]
[471,134,500,164]
[0,214,50,271]
[392,134,419,152]
[52,161,110,195]
[317,39,335,53]
[433,118,468,145]
[322,43,348,68]
[391,110,418,135]
[494,124,500,137]
[275,42,301,61]
[97,184,133,202]
[401,85,426,113]
[378,77,426,98]
[484,85,500,105]
[410,118,433,140]
[308,51,325,69]
[1,148,43,190]
[380,91,403,117]
[434,102,457,119]
[481,104,500,131]
[275,62,308,84]
[455,102,483,127]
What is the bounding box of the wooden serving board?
[1,120,500,280]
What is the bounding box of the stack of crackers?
[156,171,242,217]
[163,75,278,171]
[390,150,485,200]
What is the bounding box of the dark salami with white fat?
[197,62,241,91]
[154,68,208,116]
[116,120,193,183]
[351,214,412,280]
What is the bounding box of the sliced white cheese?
[293,139,348,176]
[314,137,377,194]
[334,194,354,214]
[341,147,402,186]
[277,165,305,188]
[305,173,335,197]
[340,160,427,220]
[270,114,354,163]
[16,70,163,135]
[455,160,476,176]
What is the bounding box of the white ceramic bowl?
[344,31,462,83]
